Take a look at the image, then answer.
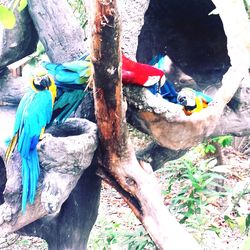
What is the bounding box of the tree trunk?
[91,0,200,249]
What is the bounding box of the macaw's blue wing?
[5,91,35,162]
[149,53,172,71]
[51,88,87,124]
[10,89,53,212]
[146,80,178,103]
[42,57,91,85]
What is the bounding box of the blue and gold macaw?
[43,52,92,124]
[5,70,56,212]
[177,87,213,116]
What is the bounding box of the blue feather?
[52,89,87,124]
[42,55,91,85]
[9,88,53,212]
[196,91,213,103]
[42,54,91,125]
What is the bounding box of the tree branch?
[91,1,200,249]
[28,0,88,63]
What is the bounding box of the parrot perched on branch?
[122,54,178,103]
[177,87,213,116]
[5,70,57,212]
[42,52,92,124]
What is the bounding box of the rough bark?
[0,9,38,71]
[0,70,28,105]
[91,1,200,249]
[28,0,88,63]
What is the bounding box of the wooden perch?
[91,1,200,249]
[0,118,98,236]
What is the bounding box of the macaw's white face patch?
[177,88,196,107]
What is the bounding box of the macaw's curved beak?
[33,75,52,90]
[177,95,187,106]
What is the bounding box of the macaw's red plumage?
[122,54,166,86]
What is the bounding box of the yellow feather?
[39,127,45,140]
[194,96,203,112]
[48,75,57,105]
[5,134,18,164]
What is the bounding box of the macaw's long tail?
[21,149,40,212]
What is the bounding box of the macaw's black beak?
[177,96,187,106]
[40,77,52,88]
[33,76,52,90]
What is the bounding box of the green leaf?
[246,214,250,233]
[205,144,217,154]
[0,5,16,29]
[224,215,237,230]
[208,225,221,236]
[236,216,247,234]
[18,0,28,12]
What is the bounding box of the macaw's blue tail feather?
[21,158,29,212]
[28,150,40,204]
[52,89,87,124]
[21,150,40,213]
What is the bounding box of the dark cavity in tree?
[137,0,231,85]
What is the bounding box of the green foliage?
[17,0,27,11]
[201,135,233,155]
[67,0,88,29]
[0,5,16,29]
[162,158,226,241]
[224,180,250,237]
[211,135,233,147]
[0,0,27,29]
[88,215,155,249]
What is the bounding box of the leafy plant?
[67,0,88,29]
[224,180,250,236]
[88,214,155,249]
[0,0,27,29]
[162,158,226,241]
[202,135,233,154]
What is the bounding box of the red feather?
[122,54,165,86]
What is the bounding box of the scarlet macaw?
[5,70,57,212]
[122,54,178,103]
[177,87,213,115]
